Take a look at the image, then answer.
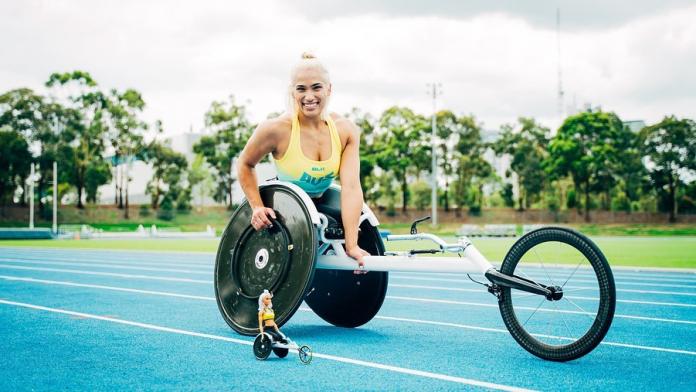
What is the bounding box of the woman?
[237,52,369,271]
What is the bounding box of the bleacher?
[456,224,518,237]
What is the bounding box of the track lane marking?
[390,284,696,308]
[2,274,694,356]
[0,298,535,392]
[1,265,693,323]
[0,258,211,275]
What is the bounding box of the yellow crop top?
[261,308,274,321]
[273,113,342,197]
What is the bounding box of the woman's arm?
[258,311,264,335]
[238,120,278,230]
[339,121,370,269]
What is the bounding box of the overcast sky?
[2,0,695,136]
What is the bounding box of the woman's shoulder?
[329,113,359,135]
[257,114,292,134]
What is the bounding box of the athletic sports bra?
[274,113,342,197]
[262,308,274,321]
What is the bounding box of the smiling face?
[291,64,331,119]
[262,294,272,307]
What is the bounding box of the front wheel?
[498,227,616,361]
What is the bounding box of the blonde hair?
[258,290,272,311]
[287,52,331,120]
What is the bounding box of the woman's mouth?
[302,101,318,110]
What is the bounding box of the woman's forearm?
[238,163,264,209]
[340,183,364,250]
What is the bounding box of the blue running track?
[0,247,694,391]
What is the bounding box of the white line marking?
[3,275,693,357]
[1,264,693,323]
[0,299,534,392]
[0,258,211,275]
[0,255,212,270]
[385,296,696,325]
[0,275,213,300]
[391,275,696,290]
[390,284,696,308]
[0,264,209,284]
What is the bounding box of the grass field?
[1,236,694,269]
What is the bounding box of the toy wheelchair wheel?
[497,227,616,362]
[253,334,273,360]
[298,345,312,364]
[214,184,317,335]
[273,347,289,358]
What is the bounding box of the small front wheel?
[298,345,313,364]
[498,227,616,361]
[253,334,273,360]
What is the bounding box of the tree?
[450,115,492,215]
[640,116,696,222]
[46,71,112,208]
[193,96,252,208]
[493,117,550,210]
[373,106,430,212]
[106,88,147,217]
[0,89,67,212]
[144,140,189,210]
[347,108,380,204]
[0,128,32,207]
[434,110,460,212]
[188,154,215,210]
[546,110,627,222]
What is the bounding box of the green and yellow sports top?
[274,113,342,197]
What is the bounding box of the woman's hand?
[250,206,276,231]
[346,246,370,275]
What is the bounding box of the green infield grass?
[1,236,694,269]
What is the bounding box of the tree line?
[1,70,695,222]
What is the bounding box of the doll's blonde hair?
[258,290,273,311]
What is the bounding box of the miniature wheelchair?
[253,330,313,364]
[215,181,616,362]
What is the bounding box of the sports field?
[0,246,694,390]
[2,235,695,268]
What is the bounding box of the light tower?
[556,7,565,120]
[427,83,442,227]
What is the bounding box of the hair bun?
[301,52,316,59]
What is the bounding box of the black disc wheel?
[273,347,289,358]
[298,345,312,364]
[305,186,389,328]
[215,184,317,335]
[497,227,616,362]
[253,334,273,360]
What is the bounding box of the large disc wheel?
[214,185,317,335]
[497,227,616,361]
[304,187,389,328]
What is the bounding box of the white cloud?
[1,0,694,137]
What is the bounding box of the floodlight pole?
[53,161,58,233]
[29,163,35,229]
[428,83,442,227]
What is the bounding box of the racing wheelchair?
[214,181,616,362]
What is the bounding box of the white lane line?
[1,264,693,324]
[391,275,696,290]
[0,275,213,300]
[390,284,696,308]
[0,299,534,392]
[0,258,211,275]
[389,277,696,297]
[3,275,694,357]
[393,271,696,284]
[0,254,213,270]
[0,264,209,284]
[385,296,696,325]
